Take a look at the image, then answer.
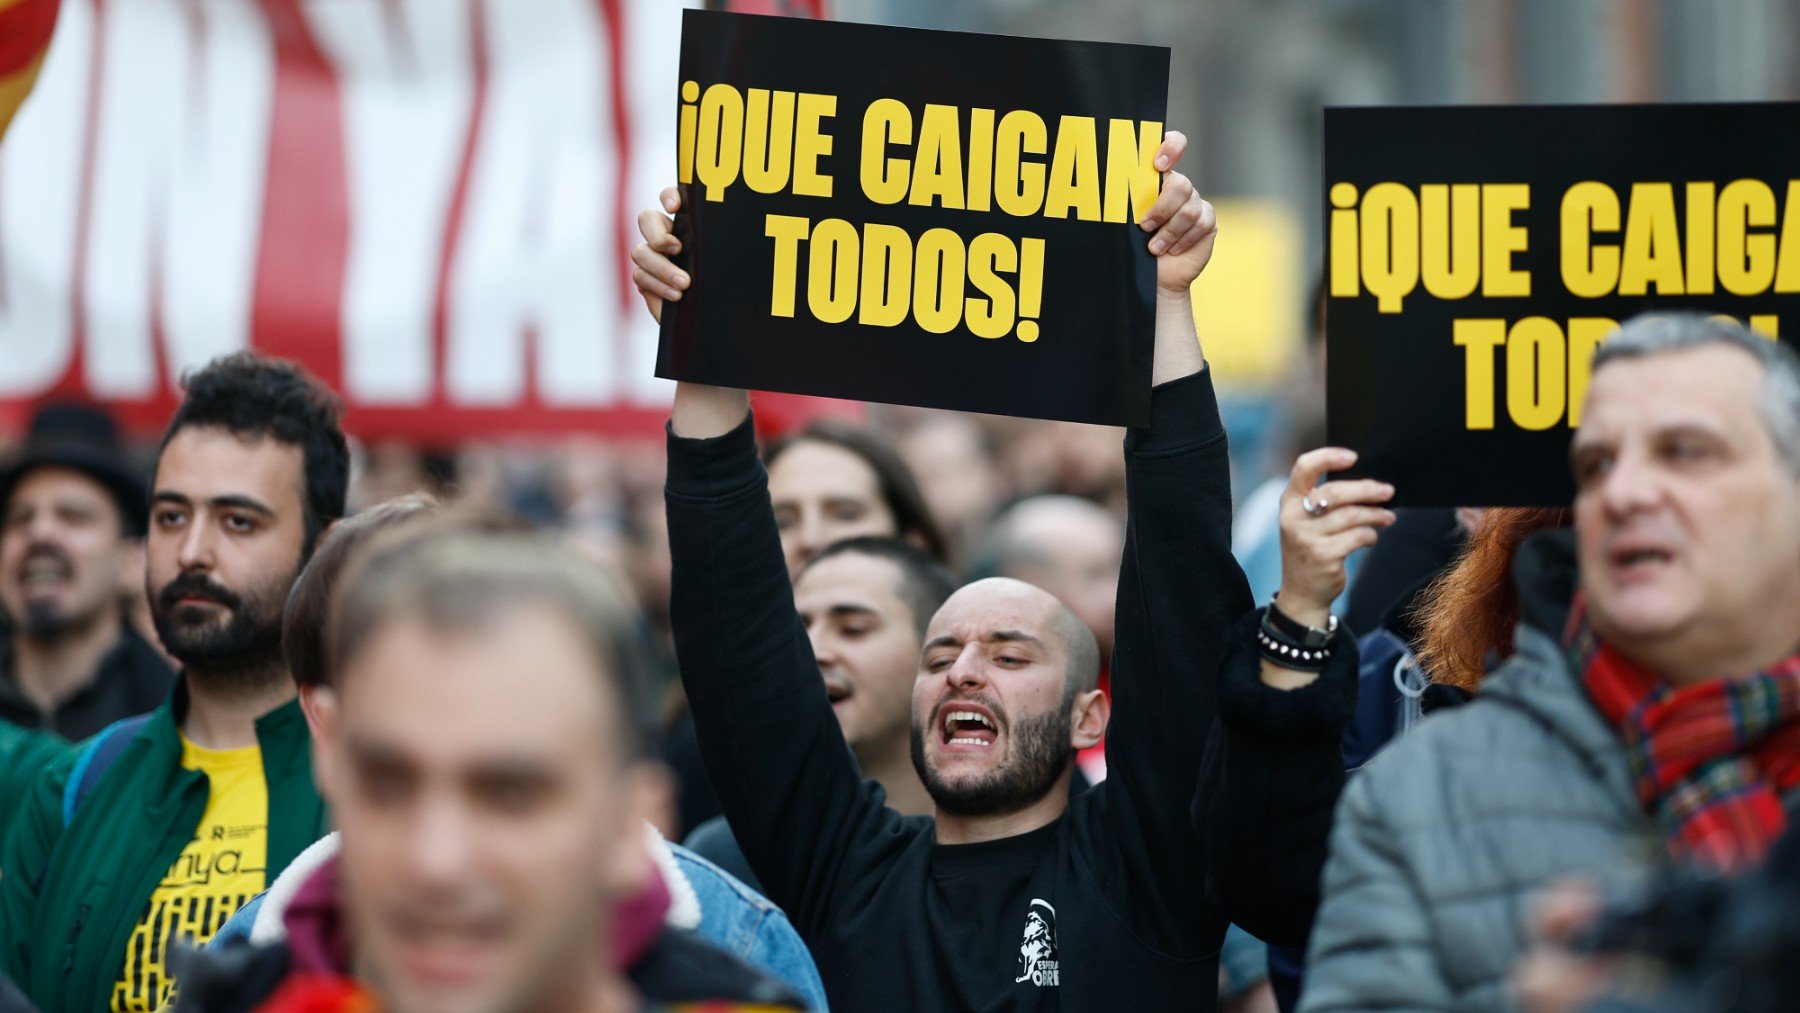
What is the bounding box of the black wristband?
[1256,609,1333,672]
[1267,596,1338,648]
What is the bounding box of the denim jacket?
[665,840,828,1010]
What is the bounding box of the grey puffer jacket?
[1300,533,1664,1011]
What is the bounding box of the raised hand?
[1137,131,1217,298]
[631,186,688,324]
[1275,448,1397,629]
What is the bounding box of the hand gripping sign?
[1325,102,1800,506]
[655,11,1170,427]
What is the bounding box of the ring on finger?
[1302,494,1329,518]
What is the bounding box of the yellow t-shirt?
[111,737,269,1013]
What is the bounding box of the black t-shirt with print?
[663,370,1252,1012]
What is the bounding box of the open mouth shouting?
[939,703,1000,751]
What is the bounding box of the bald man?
[637,130,1256,1011]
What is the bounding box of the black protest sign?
[1325,103,1800,506]
[655,11,1169,426]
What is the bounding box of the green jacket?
[0,680,327,1012]
[0,723,70,838]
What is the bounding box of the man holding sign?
[1300,314,1800,1010]
[637,127,1253,1009]
[657,10,1172,429]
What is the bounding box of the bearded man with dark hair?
[0,352,345,1013]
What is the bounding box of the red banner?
[0,0,738,443]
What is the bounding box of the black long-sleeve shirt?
[1194,611,1359,951]
[664,370,1253,1012]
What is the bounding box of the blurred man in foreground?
[171,526,809,1013]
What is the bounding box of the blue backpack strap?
[62,714,152,828]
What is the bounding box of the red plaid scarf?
[1569,595,1800,873]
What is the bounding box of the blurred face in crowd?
[769,440,898,577]
[1,468,133,639]
[1572,345,1800,672]
[994,498,1122,657]
[795,551,921,764]
[910,578,1100,817]
[147,428,308,671]
[323,607,650,1013]
[900,418,1001,545]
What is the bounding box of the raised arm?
[1082,133,1254,952]
[1144,131,1213,385]
[1197,448,1394,945]
[641,192,890,934]
[636,188,752,439]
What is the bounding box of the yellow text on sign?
[678,82,838,201]
[1452,314,1780,431]
[1560,179,1800,298]
[1329,182,1533,313]
[859,101,1162,224]
[764,215,1047,341]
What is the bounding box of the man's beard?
[910,704,1074,818]
[150,566,294,689]
[19,599,99,640]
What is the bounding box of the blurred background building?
[850,0,1799,261]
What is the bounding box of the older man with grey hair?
[1298,313,1800,1010]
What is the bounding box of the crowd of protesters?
[0,126,1797,1013]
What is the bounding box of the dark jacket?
[1195,610,1360,952]
[665,370,1260,1011]
[0,679,327,1012]
[1249,583,1471,1011]
[0,623,174,741]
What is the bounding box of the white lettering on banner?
[618,0,682,405]
[84,0,272,398]
[0,0,694,429]
[0,0,89,396]
[446,0,615,407]
[308,0,474,406]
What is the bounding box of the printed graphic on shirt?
[111,739,269,1012]
[1015,898,1060,988]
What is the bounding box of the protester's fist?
[632,186,689,324]
[1138,131,1216,297]
[1275,448,1396,628]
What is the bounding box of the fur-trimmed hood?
[248,822,703,946]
